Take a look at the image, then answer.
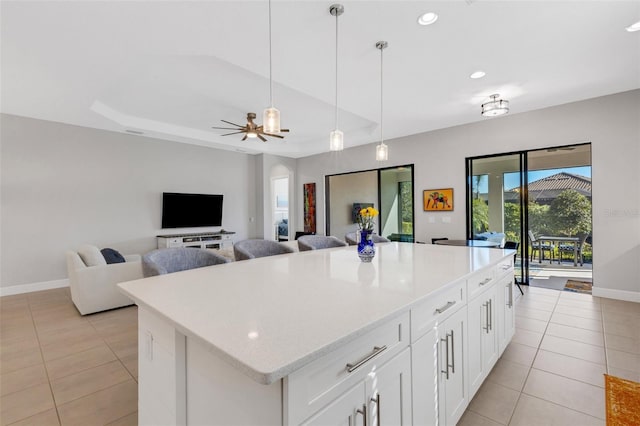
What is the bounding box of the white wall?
[1,114,257,290]
[296,90,640,297]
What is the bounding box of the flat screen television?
[161,192,223,228]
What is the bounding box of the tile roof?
[505,172,591,202]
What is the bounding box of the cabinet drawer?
[411,280,466,342]
[285,312,409,425]
[467,268,495,300]
[495,257,514,279]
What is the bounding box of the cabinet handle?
[357,404,367,426]
[346,346,387,373]
[502,264,511,270]
[440,334,450,380]
[479,277,492,286]
[483,302,489,333]
[488,299,493,331]
[507,282,513,308]
[371,393,380,426]
[450,330,455,374]
[434,300,456,315]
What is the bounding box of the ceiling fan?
[212,113,289,142]
[547,147,576,152]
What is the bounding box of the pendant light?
[375,41,388,161]
[329,4,344,151]
[263,0,281,133]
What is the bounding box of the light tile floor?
[459,285,640,426]
[1,285,639,425]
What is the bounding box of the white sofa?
[66,245,143,315]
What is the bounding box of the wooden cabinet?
[467,283,498,399]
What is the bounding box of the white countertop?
[118,243,513,384]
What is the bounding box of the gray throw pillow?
[101,248,126,264]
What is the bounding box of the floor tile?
[509,394,604,426]
[486,358,530,392]
[0,364,49,397]
[608,367,640,382]
[0,383,55,426]
[600,310,639,325]
[501,342,538,367]
[468,381,520,424]
[457,409,503,426]
[0,345,43,375]
[5,409,60,426]
[556,298,602,312]
[550,312,603,332]
[56,380,137,426]
[554,304,603,320]
[514,316,548,333]
[602,319,639,339]
[606,348,640,373]
[105,412,137,426]
[533,349,606,387]
[51,360,133,405]
[539,335,605,364]
[119,354,138,381]
[45,344,117,380]
[515,299,556,312]
[511,328,544,348]
[514,307,552,322]
[604,333,640,354]
[544,323,604,347]
[522,368,604,419]
[40,335,106,362]
[601,299,640,315]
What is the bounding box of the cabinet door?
[302,383,365,426]
[439,307,467,426]
[412,329,438,425]
[366,347,412,426]
[498,275,515,355]
[468,284,500,398]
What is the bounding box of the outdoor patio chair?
[528,230,554,263]
[558,233,589,266]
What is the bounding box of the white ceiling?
[2,1,639,158]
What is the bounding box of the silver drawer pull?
[346,345,387,373]
[434,301,456,315]
[479,278,492,286]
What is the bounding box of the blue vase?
[358,230,376,262]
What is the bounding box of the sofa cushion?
[78,244,107,267]
[101,248,126,264]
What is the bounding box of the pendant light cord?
[335,11,339,129]
[268,0,273,107]
[379,46,384,145]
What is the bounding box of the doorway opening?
[325,165,414,242]
[467,143,592,293]
[272,176,289,241]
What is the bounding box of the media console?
[157,231,235,250]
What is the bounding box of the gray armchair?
[233,239,295,261]
[142,248,230,277]
[345,232,391,246]
[298,235,348,251]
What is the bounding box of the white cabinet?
[157,231,234,250]
[303,348,412,426]
[437,306,468,426]
[497,274,516,355]
[467,283,498,399]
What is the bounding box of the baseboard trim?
[0,279,69,297]
[592,287,640,303]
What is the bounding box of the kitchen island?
[119,242,516,425]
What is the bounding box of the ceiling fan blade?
[221,131,245,136]
[280,129,290,132]
[221,119,245,127]
[257,134,267,142]
[262,133,284,139]
[212,126,242,130]
[241,135,248,141]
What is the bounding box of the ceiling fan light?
[329,129,344,151]
[263,107,281,133]
[481,94,510,117]
[376,143,388,161]
[247,131,258,138]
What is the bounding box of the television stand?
[157,231,235,250]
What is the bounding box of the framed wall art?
[423,188,453,211]
[303,183,316,233]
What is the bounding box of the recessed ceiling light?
[417,12,438,26]
[470,70,486,79]
[626,20,640,32]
